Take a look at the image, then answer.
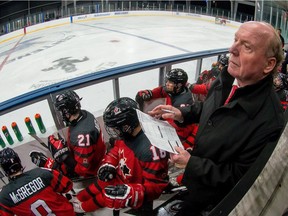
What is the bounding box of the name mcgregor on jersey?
[9,177,45,204]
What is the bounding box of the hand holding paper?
[136,109,183,154]
[170,146,191,169]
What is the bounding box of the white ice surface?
[0,13,238,155]
[0,14,236,103]
[0,13,239,216]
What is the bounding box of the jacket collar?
[219,68,273,119]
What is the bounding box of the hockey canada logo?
[118,149,131,179]
[113,107,121,115]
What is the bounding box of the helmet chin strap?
[121,133,134,140]
[167,87,181,96]
[165,82,183,96]
[118,124,141,140]
[122,124,141,139]
[118,125,133,139]
[8,168,24,181]
[66,111,83,126]
[63,115,71,126]
[175,83,184,94]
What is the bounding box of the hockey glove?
[104,184,144,210]
[29,151,56,169]
[97,163,116,182]
[48,134,69,163]
[135,90,153,103]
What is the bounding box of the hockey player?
[195,54,228,85]
[71,97,169,213]
[136,68,197,150]
[0,147,75,216]
[30,90,106,178]
[217,54,229,71]
[190,54,229,101]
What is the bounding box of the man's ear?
[264,57,277,74]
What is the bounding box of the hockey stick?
[28,133,77,194]
[0,170,7,185]
[29,133,49,149]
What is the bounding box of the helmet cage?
[103,97,139,138]
[165,69,188,95]
[218,55,229,66]
[55,90,82,123]
[105,124,134,138]
[0,148,23,177]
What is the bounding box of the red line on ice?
[0,36,25,72]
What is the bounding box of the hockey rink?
[0,13,239,216]
[0,13,237,103]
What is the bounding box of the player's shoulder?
[82,109,99,119]
[72,110,99,130]
[0,168,50,196]
[130,131,155,161]
[82,109,93,117]
[27,167,52,178]
[80,110,100,126]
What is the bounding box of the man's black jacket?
[178,67,285,214]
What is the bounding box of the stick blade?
[28,133,48,149]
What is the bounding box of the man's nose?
[229,43,239,56]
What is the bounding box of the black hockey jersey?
[0,168,74,216]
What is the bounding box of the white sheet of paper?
[136,109,183,154]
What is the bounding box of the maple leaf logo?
[118,149,131,179]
